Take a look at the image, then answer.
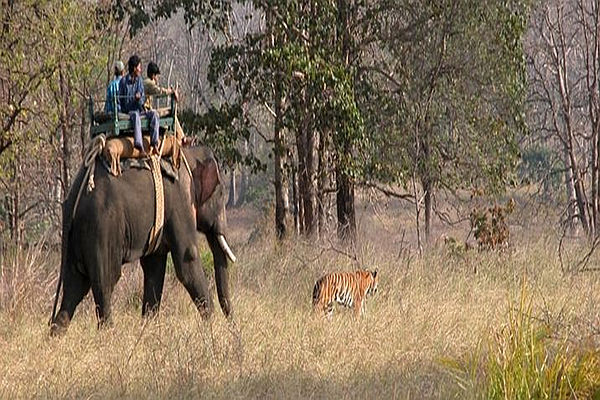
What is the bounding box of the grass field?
[1,203,599,399]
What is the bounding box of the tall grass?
[483,284,599,399]
[447,280,600,400]
[0,241,58,318]
[1,205,599,399]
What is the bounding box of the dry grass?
[1,203,599,399]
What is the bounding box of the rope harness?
[180,147,193,179]
[75,134,106,214]
[145,141,166,255]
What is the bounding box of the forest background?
[2,0,598,248]
[1,0,600,398]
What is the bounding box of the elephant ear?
[193,159,220,206]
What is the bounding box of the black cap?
[127,54,141,74]
[147,62,160,77]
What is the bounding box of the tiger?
[312,269,378,318]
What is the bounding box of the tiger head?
[367,269,378,296]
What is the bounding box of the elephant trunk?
[217,234,237,263]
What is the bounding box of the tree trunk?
[335,0,357,244]
[567,134,591,235]
[227,169,236,208]
[296,121,307,235]
[59,70,72,199]
[274,80,289,240]
[595,126,600,233]
[236,139,249,207]
[423,178,432,242]
[588,0,600,234]
[237,167,248,207]
[336,164,356,243]
[564,147,579,234]
[421,131,433,242]
[296,93,318,237]
[304,128,318,236]
[267,9,289,240]
[292,161,300,235]
[317,130,328,236]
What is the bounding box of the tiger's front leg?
[326,302,334,320]
[353,296,364,316]
[313,301,333,319]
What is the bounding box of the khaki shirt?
[143,77,171,110]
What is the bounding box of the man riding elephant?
[119,54,160,156]
[143,61,186,144]
[50,145,236,335]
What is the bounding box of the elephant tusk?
[218,234,237,263]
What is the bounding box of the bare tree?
[527,0,600,237]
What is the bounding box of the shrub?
[470,199,514,250]
[200,249,214,276]
[448,285,600,399]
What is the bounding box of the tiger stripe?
[312,269,378,318]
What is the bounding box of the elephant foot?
[195,299,214,320]
[199,308,213,320]
[218,298,232,319]
[49,312,70,337]
[96,315,114,331]
[142,304,161,319]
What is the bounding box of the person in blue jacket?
[119,54,160,155]
[104,61,125,114]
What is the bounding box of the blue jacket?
[104,76,122,113]
[118,74,145,113]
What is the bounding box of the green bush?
[165,249,214,277]
[448,285,600,399]
[200,249,214,276]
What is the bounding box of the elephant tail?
[49,165,86,326]
[49,199,73,326]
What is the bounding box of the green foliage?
[118,0,531,200]
[1,0,107,155]
[114,0,532,238]
[363,0,531,196]
[519,145,563,192]
[0,0,110,246]
[203,0,368,180]
[115,0,234,36]
[485,293,600,399]
[179,108,266,173]
[1,0,58,153]
[200,248,214,276]
[447,285,600,399]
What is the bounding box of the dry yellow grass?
[1,204,599,399]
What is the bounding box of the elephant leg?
[173,244,214,318]
[90,280,116,328]
[207,232,232,318]
[51,263,91,336]
[87,253,120,328]
[140,253,167,317]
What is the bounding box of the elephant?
[50,145,236,335]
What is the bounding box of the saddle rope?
[146,139,166,255]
